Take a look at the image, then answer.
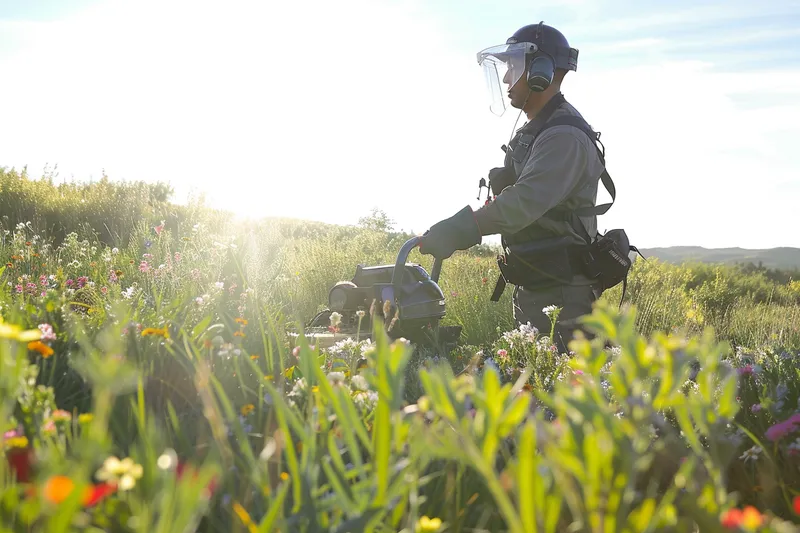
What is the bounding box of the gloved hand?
[419,206,482,260]
[489,166,516,195]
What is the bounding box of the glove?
[489,166,516,196]
[418,206,482,260]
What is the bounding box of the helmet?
[476,22,579,115]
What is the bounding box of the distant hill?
[637,247,800,271]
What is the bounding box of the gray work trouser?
[512,283,600,354]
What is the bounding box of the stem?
[463,441,524,533]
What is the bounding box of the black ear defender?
[526,21,556,92]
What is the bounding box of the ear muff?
[526,21,556,92]
[527,53,555,92]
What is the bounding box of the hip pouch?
[497,236,580,288]
[578,229,641,291]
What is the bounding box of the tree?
[358,208,395,232]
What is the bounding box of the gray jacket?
[474,94,606,286]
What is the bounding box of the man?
[418,22,608,353]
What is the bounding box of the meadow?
[1,166,800,532]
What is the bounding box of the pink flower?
[38,324,56,342]
[65,279,74,287]
[174,252,181,263]
[574,369,584,375]
[139,261,150,273]
[496,349,508,357]
[100,286,108,295]
[15,284,22,293]
[154,223,164,235]
[766,413,800,442]
[737,365,754,376]
[76,276,88,288]
[751,404,762,413]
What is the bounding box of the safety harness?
[489,95,644,307]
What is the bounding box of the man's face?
[503,58,529,109]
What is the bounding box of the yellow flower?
[0,319,41,342]
[280,472,289,481]
[232,502,258,533]
[250,355,259,360]
[740,506,763,529]
[240,404,255,416]
[78,413,93,424]
[141,327,169,338]
[416,516,443,532]
[4,436,29,450]
[235,317,248,325]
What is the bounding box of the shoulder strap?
[538,115,615,218]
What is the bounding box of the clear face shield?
[476,42,536,116]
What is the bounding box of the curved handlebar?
[391,237,442,289]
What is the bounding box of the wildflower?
[154,221,164,235]
[51,410,71,424]
[195,296,204,306]
[38,323,56,342]
[327,371,346,386]
[96,456,143,491]
[4,435,29,450]
[739,445,761,463]
[111,247,119,254]
[141,327,169,338]
[215,281,224,290]
[42,419,57,435]
[42,475,78,504]
[41,475,116,507]
[794,495,800,515]
[240,404,255,416]
[542,305,558,317]
[751,403,762,413]
[416,516,443,532]
[737,365,754,376]
[78,413,93,424]
[139,261,150,273]
[157,449,178,471]
[280,472,289,481]
[766,413,800,442]
[329,312,342,328]
[28,341,54,358]
[235,317,248,325]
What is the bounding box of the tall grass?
[1,170,799,532]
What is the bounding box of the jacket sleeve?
[473,127,590,237]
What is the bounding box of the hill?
[638,246,800,271]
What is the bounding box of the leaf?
[497,394,530,438]
[517,421,537,533]
[258,481,290,533]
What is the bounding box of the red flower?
[793,495,800,515]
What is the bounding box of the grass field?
[1,167,800,532]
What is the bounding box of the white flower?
[542,305,558,317]
[350,375,369,392]
[111,247,119,254]
[96,456,143,491]
[329,312,342,328]
[739,445,762,463]
[157,449,177,471]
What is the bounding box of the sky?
[1,0,799,249]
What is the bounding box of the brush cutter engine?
[302,237,461,348]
